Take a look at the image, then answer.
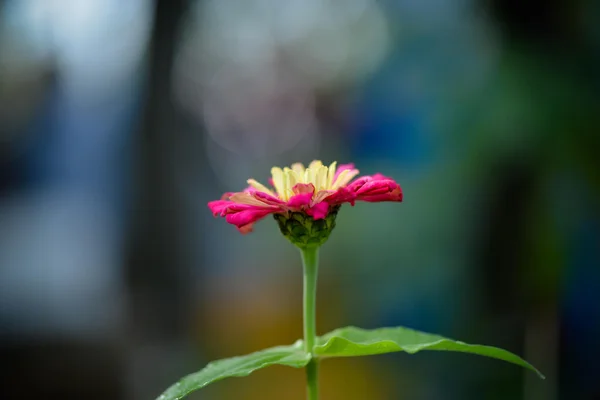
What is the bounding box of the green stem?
[301,246,320,400]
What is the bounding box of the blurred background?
[0,0,599,399]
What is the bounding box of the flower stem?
[301,246,320,400]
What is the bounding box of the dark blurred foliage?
[0,0,598,399]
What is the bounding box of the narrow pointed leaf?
[156,341,310,400]
[314,326,544,379]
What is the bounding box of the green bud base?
[274,205,341,249]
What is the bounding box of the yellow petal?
[308,160,323,170]
[271,167,285,198]
[284,168,297,197]
[331,170,349,190]
[313,168,321,191]
[291,163,305,178]
[331,168,360,189]
[327,161,337,189]
[289,169,302,185]
[315,165,328,191]
[304,167,313,186]
[247,179,275,196]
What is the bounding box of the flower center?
[247,161,359,201]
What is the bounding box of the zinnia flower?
[208,161,402,247]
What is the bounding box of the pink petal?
[324,187,357,206]
[344,176,371,192]
[352,176,403,203]
[221,202,281,215]
[292,183,315,195]
[370,173,389,180]
[287,192,313,209]
[312,189,333,205]
[357,191,403,202]
[345,174,389,192]
[355,181,395,196]
[225,207,278,228]
[208,200,234,216]
[253,191,286,205]
[237,223,256,234]
[208,191,284,233]
[306,202,329,220]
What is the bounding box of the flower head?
[208,161,402,246]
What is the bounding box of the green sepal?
[273,205,340,249]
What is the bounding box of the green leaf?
[157,325,544,399]
[156,340,310,400]
[314,326,545,379]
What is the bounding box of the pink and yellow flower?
[208,161,403,234]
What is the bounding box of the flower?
[208,161,403,240]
